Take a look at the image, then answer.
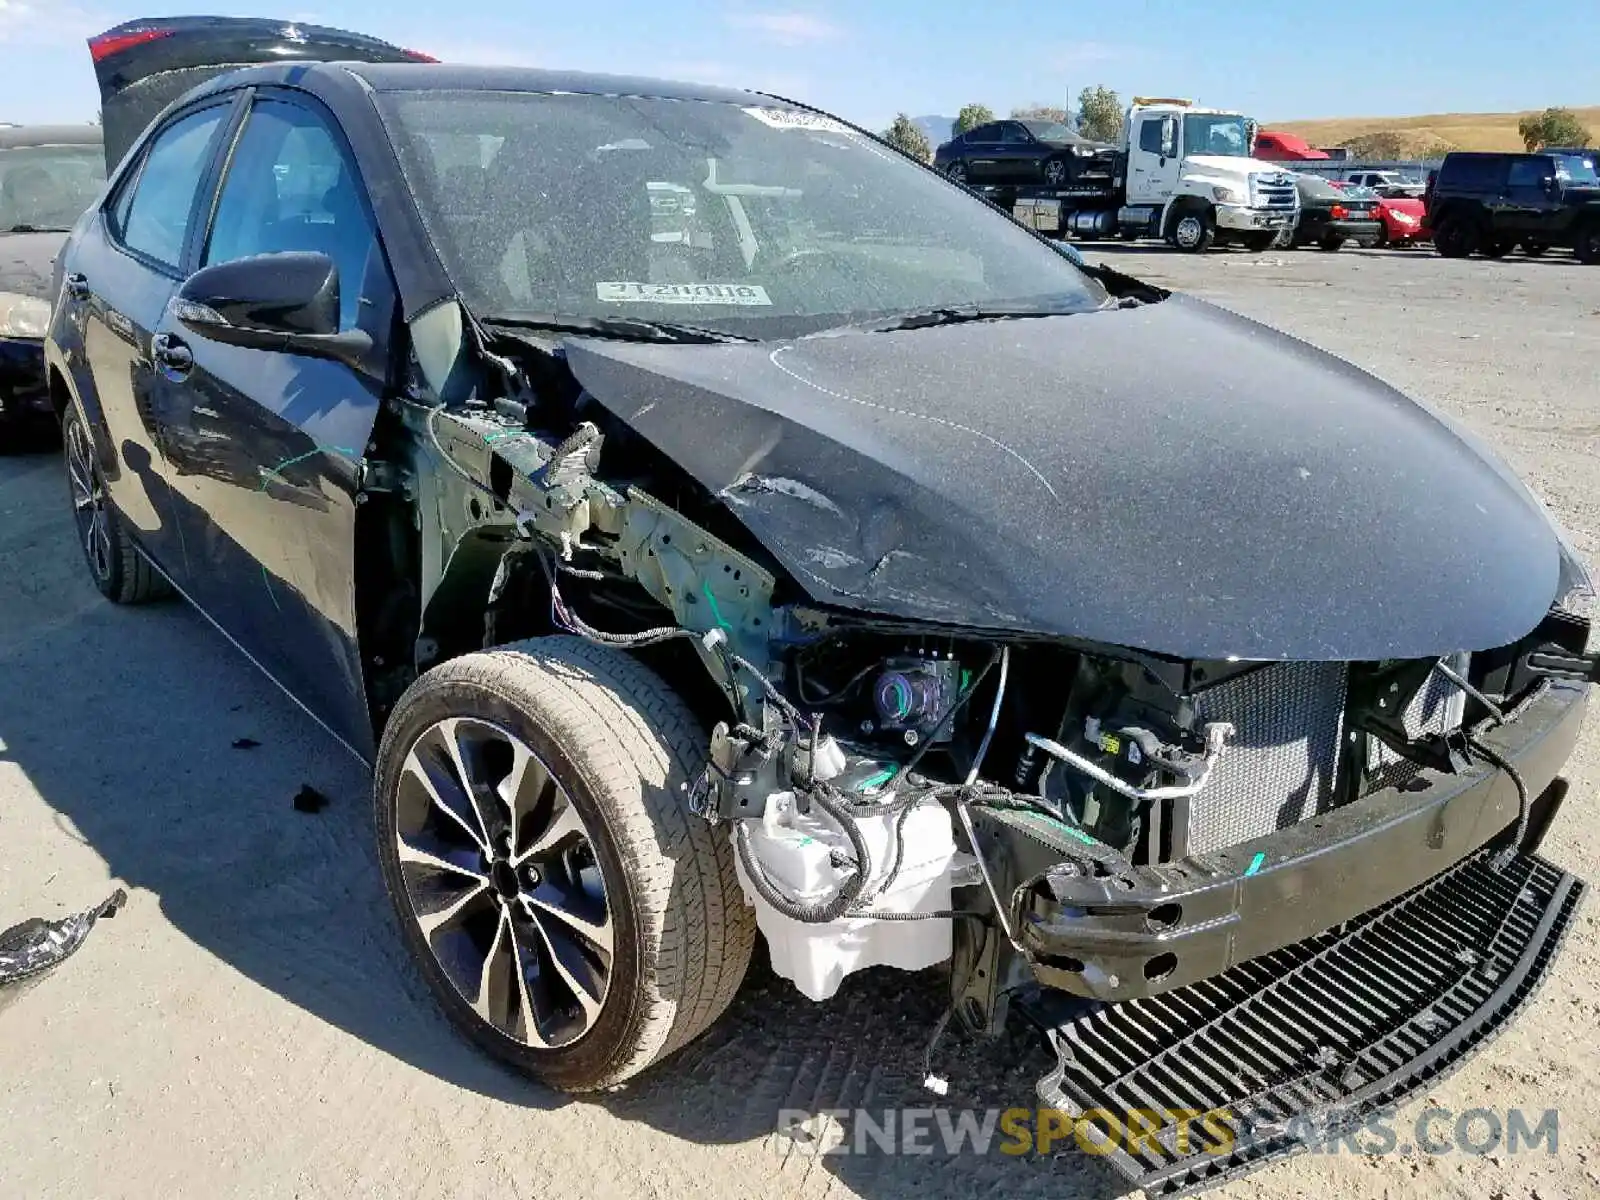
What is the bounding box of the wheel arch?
[1162,195,1214,238]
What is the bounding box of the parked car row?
[1256,149,1597,263]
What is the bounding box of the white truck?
[989,97,1301,252]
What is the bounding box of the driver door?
[1127,115,1180,205]
[151,90,395,752]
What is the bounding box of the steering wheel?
[765,246,858,277]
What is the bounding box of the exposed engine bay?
[353,309,1598,1050]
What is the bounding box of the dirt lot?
[2,244,1597,1200]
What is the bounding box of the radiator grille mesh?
[1187,662,1348,856]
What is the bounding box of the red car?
[1373,194,1429,246]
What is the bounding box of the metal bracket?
[1526,648,1600,685]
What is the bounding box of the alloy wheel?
[1175,215,1204,249]
[66,415,112,584]
[394,716,613,1049]
[1043,158,1068,187]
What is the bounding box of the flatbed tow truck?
[970,98,1301,252]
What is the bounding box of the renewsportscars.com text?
[774,1105,1560,1159]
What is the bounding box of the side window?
[115,105,229,269]
[204,99,380,332]
[966,124,996,143]
[1138,118,1164,155]
[999,124,1030,144]
[1460,157,1508,189]
[1508,159,1546,188]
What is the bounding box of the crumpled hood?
[562,295,1561,660]
[0,231,66,299]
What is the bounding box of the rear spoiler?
[88,15,436,173]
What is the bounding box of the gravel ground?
[2,243,1597,1200]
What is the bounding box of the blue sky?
[0,1,1593,131]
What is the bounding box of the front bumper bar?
[1214,204,1296,231]
[1019,678,1587,1001]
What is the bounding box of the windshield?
[1183,114,1250,158]
[1021,120,1075,143]
[1553,153,1598,186]
[376,92,1107,339]
[0,144,105,231]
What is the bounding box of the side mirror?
[173,251,372,366]
[1542,175,1559,195]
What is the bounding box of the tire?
[1576,224,1600,265]
[1317,234,1346,252]
[1482,237,1515,259]
[1521,240,1549,257]
[1372,224,1389,248]
[1432,215,1477,258]
[373,635,755,1093]
[1169,205,1214,253]
[945,160,968,185]
[1239,231,1277,252]
[62,405,170,605]
[1042,156,1068,188]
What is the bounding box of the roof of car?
[204,61,780,110]
[0,124,104,149]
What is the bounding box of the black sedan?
[0,124,104,444]
[1290,172,1383,250]
[42,15,1597,1180]
[932,118,1116,188]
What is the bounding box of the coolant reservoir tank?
[732,793,968,1001]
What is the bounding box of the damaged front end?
[372,306,1594,1196]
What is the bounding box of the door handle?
[64,272,91,301]
[151,332,194,379]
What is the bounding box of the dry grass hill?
[1273,107,1600,156]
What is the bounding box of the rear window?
[1297,174,1342,201]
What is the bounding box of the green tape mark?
[701,581,732,631]
[857,769,896,792]
[482,430,526,444]
[257,444,357,491]
[261,566,282,612]
[1061,825,1099,845]
[960,669,972,691]
[1244,852,1266,877]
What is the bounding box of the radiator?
[1187,662,1349,856]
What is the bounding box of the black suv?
[1425,149,1600,262]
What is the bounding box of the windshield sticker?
[741,107,850,134]
[596,282,772,306]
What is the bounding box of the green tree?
[883,113,933,162]
[1012,104,1070,124]
[954,103,994,135]
[1076,85,1124,143]
[1518,107,1592,150]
